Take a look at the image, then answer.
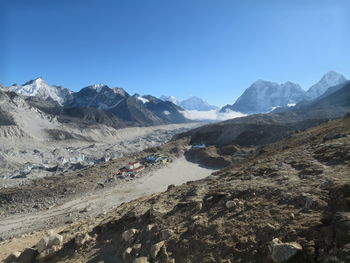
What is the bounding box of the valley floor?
[1,116,350,263]
[0,122,201,186]
[0,156,215,261]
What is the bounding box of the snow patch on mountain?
[136,96,150,104]
[160,95,179,105]
[89,84,108,93]
[112,87,128,96]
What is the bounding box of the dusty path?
[0,157,215,260]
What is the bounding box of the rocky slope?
[4,112,350,263]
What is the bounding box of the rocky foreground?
[2,114,350,263]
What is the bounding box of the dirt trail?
[0,157,215,260]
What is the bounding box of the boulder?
[150,241,165,259]
[75,233,92,246]
[36,232,63,253]
[4,251,21,263]
[225,200,236,209]
[146,224,155,232]
[122,247,133,262]
[160,229,174,240]
[271,238,302,263]
[16,248,38,263]
[133,257,149,263]
[36,246,60,262]
[122,229,139,243]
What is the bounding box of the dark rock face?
[185,147,231,168]
[176,112,330,147]
[0,107,16,126]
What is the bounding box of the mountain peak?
[22,77,47,86]
[180,96,218,111]
[321,70,346,83]
[87,84,109,92]
[227,79,305,114]
[306,71,347,100]
[283,81,299,86]
[9,77,72,105]
[250,79,278,88]
[252,79,270,85]
[111,87,128,96]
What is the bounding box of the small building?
[126,161,141,170]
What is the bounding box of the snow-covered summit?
[135,95,150,104]
[160,95,179,105]
[179,96,218,111]
[8,77,73,105]
[160,95,218,111]
[305,71,347,100]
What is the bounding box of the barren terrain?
[0,155,215,261]
[2,114,348,263]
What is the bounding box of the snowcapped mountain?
[305,71,347,100]
[160,95,218,111]
[221,80,305,114]
[8,78,73,105]
[179,96,218,111]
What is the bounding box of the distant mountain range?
[221,71,348,114]
[160,96,218,111]
[5,78,188,127]
[2,70,348,126]
[178,80,350,146]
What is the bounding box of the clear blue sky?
[1,0,349,106]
